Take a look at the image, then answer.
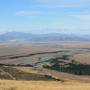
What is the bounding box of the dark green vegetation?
[0,66,55,81]
[43,55,90,75]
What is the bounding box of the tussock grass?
[0,66,55,81]
[0,80,90,90]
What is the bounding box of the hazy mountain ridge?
[0,32,90,42]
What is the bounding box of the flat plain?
[0,41,90,64]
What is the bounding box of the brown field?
[0,41,90,65]
[73,53,90,64]
[0,41,90,55]
[0,80,90,90]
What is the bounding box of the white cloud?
[16,11,40,16]
[36,0,90,4]
[35,0,90,8]
[71,14,90,21]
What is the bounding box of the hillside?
[0,66,55,81]
[0,80,90,90]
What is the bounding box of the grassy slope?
[0,66,54,81]
[15,67,90,83]
[0,80,90,90]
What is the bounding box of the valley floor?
[0,80,90,90]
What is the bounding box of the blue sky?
[0,0,90,34]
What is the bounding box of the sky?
[0,0,90,34]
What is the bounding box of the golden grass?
[0,80,90,90]
[73,53,90,64]
[15,67,38,74]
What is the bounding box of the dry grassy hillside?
[15,67,90,83]
[73,53,90,64]
[0,80,90,90]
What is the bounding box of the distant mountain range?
[0,31,90,42]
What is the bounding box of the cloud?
[35,0,90,8]
[36,4,80,9]
[37,0,90,4]
[16,11,40,16]
[71,14,90,21]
